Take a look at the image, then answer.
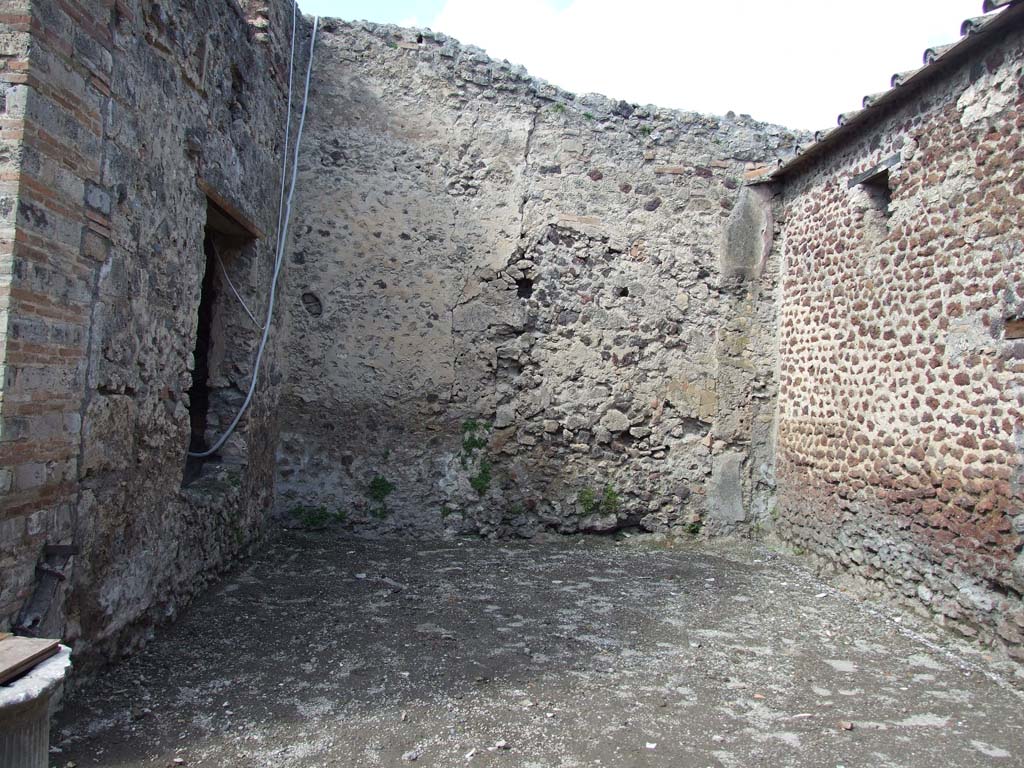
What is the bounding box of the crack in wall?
[518,105,541,240]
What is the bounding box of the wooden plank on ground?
[0,637,60,685]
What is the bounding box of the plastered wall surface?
[774,25,1024,658]
[277,21,803,538]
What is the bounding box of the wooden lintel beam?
[848,153,902,188]
[196,178,266,240]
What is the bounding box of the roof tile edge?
[757,0,1023,185]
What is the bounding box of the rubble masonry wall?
[773,24,1024,659]
[277,21,804,539]
[0,0,308,667]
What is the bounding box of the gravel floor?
[53,531,1024,767]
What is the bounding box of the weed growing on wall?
[470,458,492,496]
[288,504,343,529]
[577,484,620,516]
[459,418,493,499]
[459,419,491,468]
[601,485,620,514]
[578,487,598,514]
[368,475,395,502]
[368,475,395,518]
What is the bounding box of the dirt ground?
[53,532,1024,767]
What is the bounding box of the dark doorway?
[183,197,257,486]
[183,234,220,484]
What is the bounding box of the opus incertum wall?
[276,21,803,540]
[0,0,310,670]
[1,0,1021,670]
[771,17,1024,659]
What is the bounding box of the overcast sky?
[296,0,985,129]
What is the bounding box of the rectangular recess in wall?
[850,154,899,225]
[848,153,901,188]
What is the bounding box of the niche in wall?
[849,154,898,236]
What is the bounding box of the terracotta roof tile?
[758,0,1024,183]
[961,13,998,35]
[862,91,889,108]
[923,43,956,64]
[891,67,924,87]
[837,110,862,126]
[984,0,1015,10]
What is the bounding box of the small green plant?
[332,508,348,524]
[441,506,456,519]
[578,487,598,515]
[686,520,703,537]
[578,485,619,515]
[367,475,395,518]
[552,103,565,113]
[290,504,331,529]
[368,475,395,503]
[639,125,652,136]
[470,458,492,496]
[462,432,488,453]
[600,485,620,514]
[382,448,391,461]
[583,111,595,121]
[460,418,490,467]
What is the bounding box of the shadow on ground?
[54,532,1024,767]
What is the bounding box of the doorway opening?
[183,197,258,485]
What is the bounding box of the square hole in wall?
[849,154,898,232]
[860,169,892,216]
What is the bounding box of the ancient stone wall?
[0,0,35,628]
[0,0,309,668]
[1,0,1019,675]
[773,24,1024,658]
[278,22,803,538]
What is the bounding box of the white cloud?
[430,0,982,129]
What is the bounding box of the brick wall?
[0,0,308,669]
[774,25,1024,658]
[0,0,39,626]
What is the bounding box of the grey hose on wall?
[189,8,320,458]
